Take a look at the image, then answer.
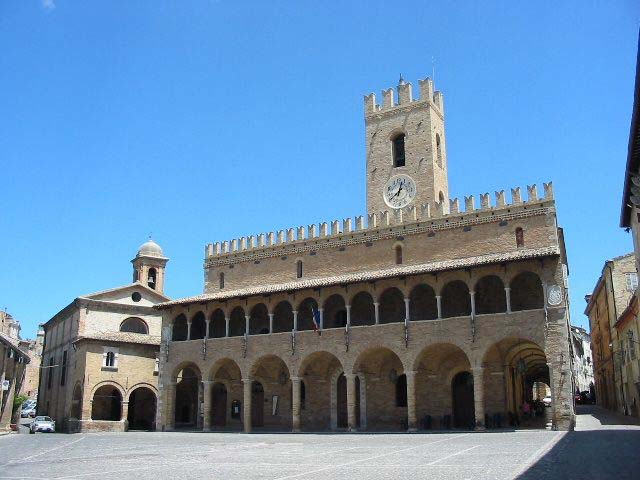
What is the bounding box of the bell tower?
[132,238,168,294]
[364,76,449,216]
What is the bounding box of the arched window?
[515,228,524,248]
[392,133,406,167]
[296,260,303,279]
[436,133,443,168]
[105,351,115,368]
[147,268,157,290]
[395,245,403,265]
[120,317,148,334]
[395,374,407,407]
[219,272,225,289]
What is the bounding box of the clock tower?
[364,76,449,216]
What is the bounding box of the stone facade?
[156,76,575,433]
[37,240,169,432]
[0,329,30,432]
[570,325,594,394]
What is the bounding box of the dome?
[137,238,164,257]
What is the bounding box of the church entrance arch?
[91,384,122,421]
[127,386,156,431]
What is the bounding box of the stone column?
[505,287,511,313]
[406,371,417,431]
[346,305,351,327]
[436,296,442,319]
[319,308,324,330]
[121,401,129,431]
[346,373,357,431]
[187,320,192,341]
[374,302,380,324]
[547,362,556,430]
[202,381,213,431]
[472,367,485,430]
[225,317,230,337]
[245,315,250,336]
[164,383,177,431]
[268,313,274,334]
[404,297,410,323]
[470,291,476,317]
[293,311,298,332]
[291,377,301,432]
[205,319,211,339]
[243,378,252,433]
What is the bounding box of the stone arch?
[482,337,549,428]
[190,311,206,340]
[353,346,406,431]
[273,300,294,333]
[127,385,157,431]
[120,317,148,334]
[209,308,226,338]
[172,313,188,341]
[70,382,83,419]
[379,287,405,324]
[91,382,124,421]
[323,294,347,329]
[475,275,507,314]
[173,363,202,429]
[412,343,472,429]
[350,291,375,326]
[250,354,292,430]
[228,306,246,337]
[298,351,345,431]
[409,284,438,321]
[249,303,270,335]
[510,272,544,311]
[297,297,318,331]
[441,280,471,318]
[207,358,243,430]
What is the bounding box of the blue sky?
[0,1,638,337]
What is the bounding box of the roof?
[74,331,161,346]
[0,331,31,363]
[621,30,640,227]
[158,245,559,308]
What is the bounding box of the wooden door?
[251,381,264,428]
[212,383,227,427]
[452,371,475,429]
[337,374,348,428]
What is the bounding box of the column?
[472,367,485,430]
[293,311,298,332]
[346,373,357,432]
[225,317,230,337]
[470,291,476,317]
[121,401,129,431]
[346,305,351,327]
[505,287,511,313]
[319,308,324,330]
[187,320,192,341]
[436,296,442,319]
[164,382,177,431]
[374,302,380,324]
[205,319,211,339]
[404,297,410,324]
[268,313,274,334]
[202,381,213,431]
[243,378,252,433]
[406,371,417,431]
[291,377,301,432]
[245,315,250,336]
[547,362,556,430]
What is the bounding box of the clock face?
[383,174,417,209]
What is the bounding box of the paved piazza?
[1,407,639,480]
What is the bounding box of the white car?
[21,405,36,418]
[29,416,55,434]
[542,396,552,407]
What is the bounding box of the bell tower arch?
[132,238,168,294]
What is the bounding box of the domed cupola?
[132,238,169,293]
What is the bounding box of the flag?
[311,306,322,336]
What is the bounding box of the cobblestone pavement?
[0,406,637,480]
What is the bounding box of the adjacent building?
[155,76,575,433]
[570,325,594,394]
[0,312,31,431]
[37,240,169,432]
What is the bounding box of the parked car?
[542,396,552,407]
[21,405,36,418]
[29,416,55,434]
[579,391,593,404]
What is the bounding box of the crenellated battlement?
[364,76,444,117]
[204,182,554,260]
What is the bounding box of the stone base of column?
[292,427,301,433]
[474,424,486,431]
[407,427,418,432]
[348,427,358,433]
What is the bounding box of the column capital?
[472,366,484,373]
[202,380,214,385]
[241,377,253,383]
[290,376,301,382]
[404,370,418,377]
[469,291,476,296]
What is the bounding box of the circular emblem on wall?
[547,285,563,306]
[383,174,417,209]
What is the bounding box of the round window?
[131,292,142,302]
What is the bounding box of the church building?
[37,240,169,432]
[156,76,575,432]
